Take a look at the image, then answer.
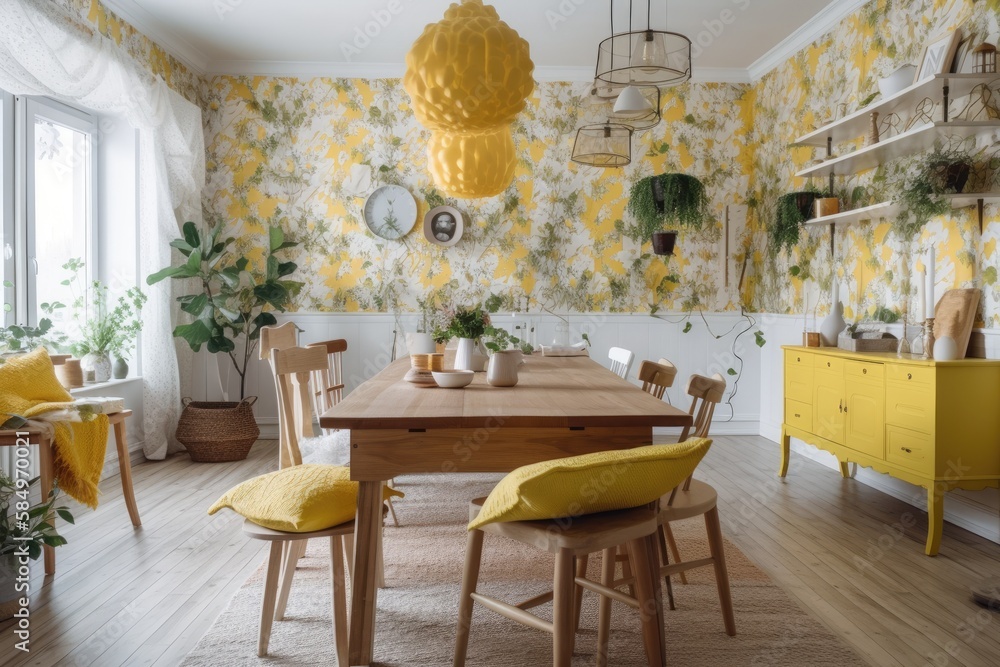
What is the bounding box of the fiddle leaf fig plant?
[147,222,304,399]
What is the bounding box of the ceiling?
[102,0,868,82]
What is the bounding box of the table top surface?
[320,355,692,430]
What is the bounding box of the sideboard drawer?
[887,364,934,386]
[786,366,814,403]
[886,383,935,435]
[815,355,844,375]
[846,360,884,381]
[886,425,935,475]
[785,350,812,368]
[785,399,812,431]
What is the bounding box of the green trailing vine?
[622,173,710,244]
[892,143,978,240]
[771,188,820,253]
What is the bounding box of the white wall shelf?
[794,121,1000,179]
[804,193,1000,231]
[794,73,1000,147]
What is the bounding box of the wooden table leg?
[38,438,55,576]
[349,481,383,666]
[112,416,142,527]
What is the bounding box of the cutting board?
[934,288,981,358]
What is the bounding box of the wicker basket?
[176,397,259,462]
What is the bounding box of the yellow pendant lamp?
[404,0,535,198]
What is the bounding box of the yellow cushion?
[0,347,73,419]
[208,464,403,534]
[468,439,712,531]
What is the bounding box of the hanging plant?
[771,189,820,253]
[623,173,710,244]
[892,143,977,240]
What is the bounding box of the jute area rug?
[182,474,864,666]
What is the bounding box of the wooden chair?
[0,409,140,575]
[455,501,667,667]
[638,358,678,402]
[601,373,735,656]
[260,322,304,468]
[608,347,635,380]
[307,339,347,435]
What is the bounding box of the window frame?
[15,95,99,326]
[1,90,13,327]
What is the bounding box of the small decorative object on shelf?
[923,318,937,359]
[869,111,880,145]
[878,64,917,98]
[897,317,911,357]
[814,197,840,218]
[973,42,997,74]
[803,332,821,347]
[820,282,847,347]
[933,335,959,361]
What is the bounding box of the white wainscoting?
[758,314,1000,545]
[192,311,763,439]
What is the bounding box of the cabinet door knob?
[839,399,843,413]
[902,447,913,454]
[907,373,912,380]
[797,357,801,362]
[794,413,801,418]
[827,362,831,367]
[863,368,867,375]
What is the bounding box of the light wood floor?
[2,435,999,666]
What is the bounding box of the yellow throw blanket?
[0,348,109,508]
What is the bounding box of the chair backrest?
[259,322,299,361]
[272,346,329,468]
[307,339,348,433]
[608,347,635,380]
[638,358,678,400]
[679,373,726,442]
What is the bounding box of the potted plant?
[147,222,304,462]
[892,144,976,239]
[483,325,522,387]
[1,282,68,365]
[0,471,74,621]
[70,278,146,383]
[771,190,820,253]
[626,173,710,255]
[441,305,491,372]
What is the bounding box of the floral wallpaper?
[748,0,1000,325]
[201,77,754,314]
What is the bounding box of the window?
[1,92,97,335]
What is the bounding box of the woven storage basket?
[176,397,259,462]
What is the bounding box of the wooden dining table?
[320,353,693,666]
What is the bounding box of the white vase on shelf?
[820,282,847,347]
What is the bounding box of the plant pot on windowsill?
[652,231,677,256]
[175,397,260,462]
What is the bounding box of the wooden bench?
[0,409,140,575]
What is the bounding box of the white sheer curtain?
[0,0,204,459]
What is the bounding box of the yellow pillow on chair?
[208,464,403,533]
[468,439,712,531]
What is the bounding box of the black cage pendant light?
[595,0,693,91]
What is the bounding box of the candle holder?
[897,316,911,357]
[922,318,936,360]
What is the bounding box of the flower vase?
[83,352,113,383]
[487,350,520,387]
[820,283,847,347]
[455,338,489,372]
[112,357,129,380]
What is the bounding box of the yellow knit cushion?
[0,347,73,418]
[468,439,712,531]
[208,464,403,534]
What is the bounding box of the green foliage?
[439,305,491,341]
[771,191,819,253]
[0,470,74,561]
[69,266,147,359]
[483,325,520,353]
[147,222,304,399]
[1,280,69,359]
[623,173,710,244]
[892,143,976,239]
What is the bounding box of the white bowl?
[432,369,475,388]
[878,65,917,99]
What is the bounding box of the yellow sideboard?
[780,346,1000,555]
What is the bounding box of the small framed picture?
[915,30,962,83]
[424,206,464,247]
[952,30,978,73]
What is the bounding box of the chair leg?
[258,541,284,657]
[662,523,687,585]
[274,540,300,621]
[330,536,349,666]
[573,554,589,632]
[112,418,141,527]
[454,529,485,667]
[705,507,736,637]
[619,544,636,598]
[386,496,400,527]
[627,536,665,667]
[553,548,576,667]
[343,534,354,581]
[655,526,676,611]
[596,547,616,667]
